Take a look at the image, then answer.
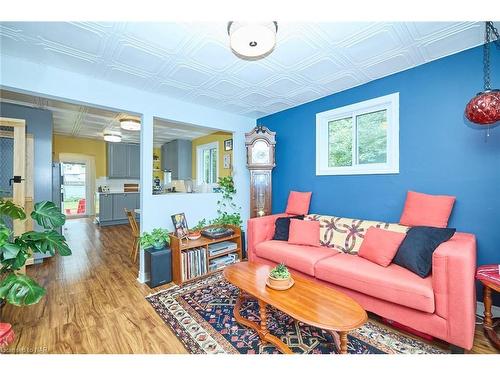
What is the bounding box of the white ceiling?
[0,89,220,146]
[0,22,494,118]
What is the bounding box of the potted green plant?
[267,263,292,290]
[140,228,170,250]
[210,176,243,229]
[188,219,206,240]
[0,199,72,310]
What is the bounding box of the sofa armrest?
[432,232,477,350]
[247,214,287,261]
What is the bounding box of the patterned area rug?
[147,273,447,354]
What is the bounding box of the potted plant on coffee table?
[267,263,294,290]
[140,228,170,250]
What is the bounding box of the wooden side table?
[476,265,500,351]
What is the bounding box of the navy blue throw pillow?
[393,226,456,278]
[272,215,304,241]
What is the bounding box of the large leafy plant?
[139,228,170,249]
[211,176,242,228]
[0,199,71,307]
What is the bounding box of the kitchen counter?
[95,191,140,226]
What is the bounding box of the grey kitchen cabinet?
[107,143,140,179]
[127,144,140,179]
[98,192,139,226]
[112,193,137,221]
[161,139,192,180]
[99,194,113,222]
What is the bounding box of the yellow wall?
[192,131,233,180]
[53,135,107,177]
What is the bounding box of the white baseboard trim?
[137,271,149,284]
[476,301,500,317]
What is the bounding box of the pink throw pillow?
[358,227,406,267]
[285,191,312,215]
[288,219,320,247]
[399,191,456,228]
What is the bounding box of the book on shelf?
[181,247,208,281]
[208,253,239,272]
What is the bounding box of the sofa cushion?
[315,253,435,313]
[288,219,320,247]
[272,215,304,241]
[358,227,406,267]
[286,191,312,215]
[305,214,409,254]
[399,191,456,228]
[255,240,338,276]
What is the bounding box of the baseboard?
[476,301,500,317]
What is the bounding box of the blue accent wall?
[258,44,500,302]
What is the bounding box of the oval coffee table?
[223,261,368,354]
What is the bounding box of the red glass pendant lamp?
[465,21,500,125]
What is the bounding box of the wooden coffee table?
[223,261,368,354]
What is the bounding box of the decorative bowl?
[188,231,201,240]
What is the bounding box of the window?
[196,142,218,185]
[316,93,399,176]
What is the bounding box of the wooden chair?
[125,208,140,263]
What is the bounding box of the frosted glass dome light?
[227,22,278,60]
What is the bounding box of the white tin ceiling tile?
[343,26,404,63]
[207,80,245,97]
[264,77,304,95]
[121,22,191,53]
[162,65,212,87]
[406,22,466,40]
[155,83,193,99]
[312,22,379,45]
[103,66,151,90]
[230,63,276,85]
[289,88,324,105]
[242,110,268,118]
[362,53,414,79]
[188,40,239,71]
[297,57,342,82]
[322,73,361,93]
[112,41,166,74]
[239,92,274,106]
[268,35,322,67]
[419,26,484,61]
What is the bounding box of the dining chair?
[125,208,140,263]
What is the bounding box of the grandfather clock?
[245,125,276,218]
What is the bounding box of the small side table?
[476,264,500,351]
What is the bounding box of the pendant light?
[464,22,500,126]
[103,133,122,143]
[227,22,278,60]
[119,118,141,131]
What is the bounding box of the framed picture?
[224,138,233,151]
[171,213,189,238]
[223,153,231,169]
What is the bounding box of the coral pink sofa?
[247,213,477,351]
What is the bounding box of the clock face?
[251,140,270,164]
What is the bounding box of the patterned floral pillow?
[305,214,409,254]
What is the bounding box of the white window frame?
[316,92,399,176]
[196,141,219,186]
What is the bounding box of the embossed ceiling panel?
[1,21,496,118]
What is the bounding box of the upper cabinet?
[161,139,192,180]
[107,143,140,179]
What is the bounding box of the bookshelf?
[169,225,243,285]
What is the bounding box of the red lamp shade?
[465,90,500,125]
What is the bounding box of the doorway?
[61,162,87,217]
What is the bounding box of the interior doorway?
[61,162,87,217]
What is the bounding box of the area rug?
[146,273,447,354]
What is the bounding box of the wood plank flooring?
[1,218,498,354]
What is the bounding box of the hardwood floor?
[0,218,498,354]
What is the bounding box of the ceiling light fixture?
[103,133,122,143]
[227,21,278,60]
[119,118,141,131]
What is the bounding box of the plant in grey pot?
[140,228,170,250]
